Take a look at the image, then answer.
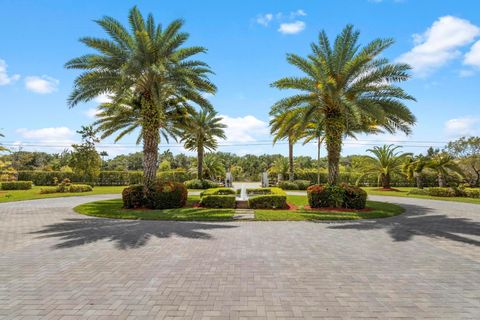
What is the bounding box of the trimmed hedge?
[146,181,188,209]
[307,184,367,209]
[278,180,312,190]
[200,195,236,208]
[200,187,236,197]
[248,187,287,209]
[157,169,193,183]
[1,181,33,190]
[184,179,221,189]
[39,184,93,194]
[408,187,480,198]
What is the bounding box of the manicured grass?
[255,200,404,221]
[0,186,127,203]
[362,187,480,205]
[74,196,235,221]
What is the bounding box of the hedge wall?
[14,169,193,186]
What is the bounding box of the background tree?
[269,157,289,181]
[271,25,416,185]
[358,144,411,189]
[69,126,102,183]
[0,131,8,153]
[446,136,480,187]
[180,110,226,180]
[66,6,216,195]
[402,155,427,189]
[425,152,463,187]
[200,153,225,180]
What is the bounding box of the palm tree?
[179,110,226,180]
[270,25,416,185]
[425,153,463,187]
[402,155,427,189]
[202,153,225,180]
[65,7,216,193]
[299,117,325,184]
[359,144,412,189]
[0,132,7,152]
[269,157,289,181]
[270,110,301,181]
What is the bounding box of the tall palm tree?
[270,110,301,181]
[65,7,216,193]
[270,25,416,185]
[359,144,412,189]
[0,132,7,152]
[179,110,226,180]
[402,155,427,189]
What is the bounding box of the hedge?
[408,187,480,198]
[39,184,93,194]
[1,181,33,190]
[184,179,221,189]
[278,180,312,190]
[200,187,236,197]
[200,195,236,208]
[145,181,188,209]
[248,187,287,209]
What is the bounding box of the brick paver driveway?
[0,195,479,319]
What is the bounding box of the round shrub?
[341,184,367,209]
[200,195,236,208]
[307,184,365,209]
[68,184,93,193]
[146,181,188,209]
[184,179,220,189]
[122,185,145,209]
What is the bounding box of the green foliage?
[200,195,236,208]
[247,187,287,209]
[270,24,416,185]
[157,169,193,183]
[70,126,102,183]
[278,180,312,190]
[408,187,466,198]
[1,181,32,190]
[184,179,220,189]
[200,187,236,197]
[145,182,188,210]
[307,184,367,209]
[39,183,93,194]
[122,185,145,209]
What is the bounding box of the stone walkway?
[0,195,479,319]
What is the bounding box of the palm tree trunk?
[288,138,294,181]
[438,172,446,187]
[197,148,204,180]
[325,116,344,185]
[415,172,423,189]
[317,136,321,185]
[382,173,391,189]
[142,127,159,191]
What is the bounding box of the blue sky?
[0,0,479,158]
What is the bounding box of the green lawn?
[74,196,235,221]
[0,186,127,203]
[74,194,403,222]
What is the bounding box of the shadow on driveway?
[31,218,237,250]
[329,203,480,246]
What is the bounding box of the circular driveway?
[0,195,479,319]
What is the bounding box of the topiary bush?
[200,195,236,208]
[145,181,188,209]
[1,181,33,190]
[247,187,287,209]
[122,184,145,209]
[68,184,93,193]
[341,184,367,209]
[184,179,220,189]
[307,184,366,209]
[200,187,236,197]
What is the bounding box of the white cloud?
[397,16,480,76]
[219,115,269,143]
[464,40,480,67]
[85,108,100,118]
[256,13,273,26]
[0,59,20,85]
[290,9,306,18]
[444,117,480,137]
[278,21,306,35]
[25,75,59,94]
[459,69,475,77]
[17,127,74,140]
[94,93,113,104]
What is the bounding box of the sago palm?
[359,144,411,189]
[180,110,226,180]
[65,6,216,192]
[271,25,416,185]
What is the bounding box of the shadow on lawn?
[328,203,480,246]
[31,218,237,250]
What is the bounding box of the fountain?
[236,183,249,208]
